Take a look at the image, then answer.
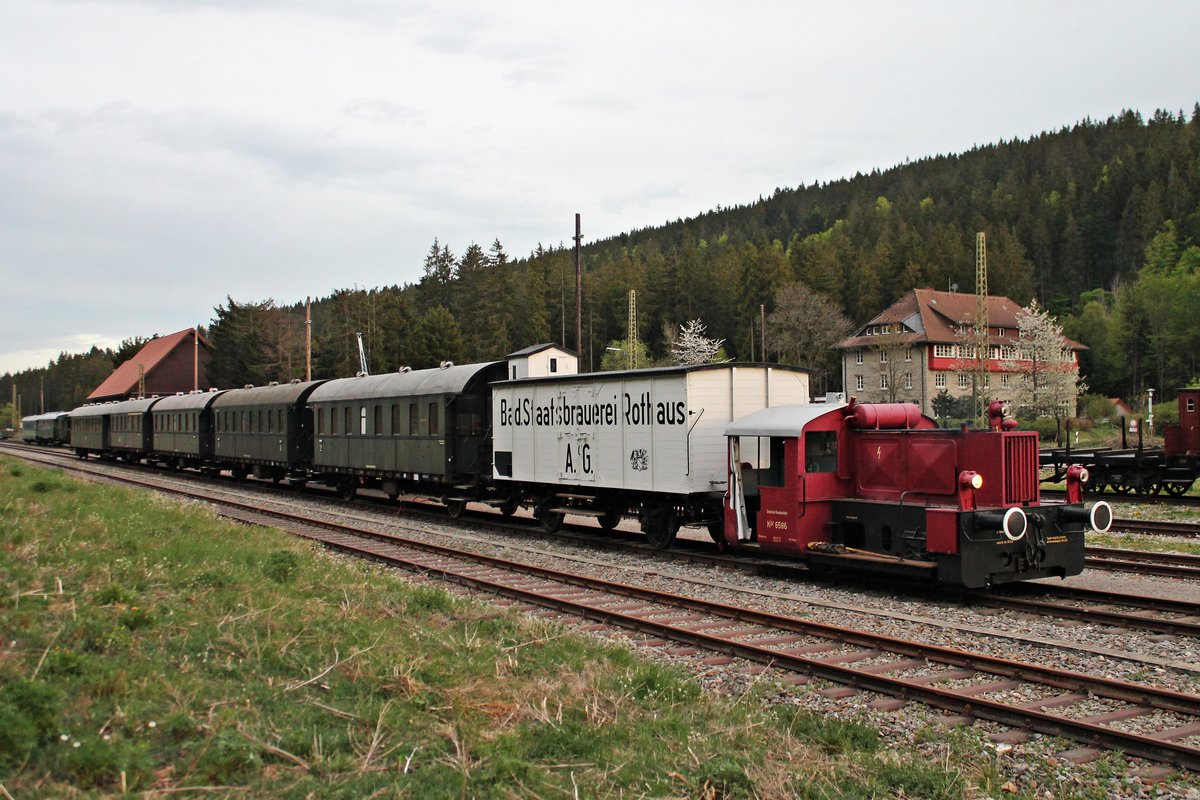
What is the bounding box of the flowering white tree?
[670,319,727,366]
[1010,299,1085,428]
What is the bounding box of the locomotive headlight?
[1089,501,1113,533]
[959,471,984,490]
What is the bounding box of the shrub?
[263,551,300,583]
[59,737,154,790]
[197,730,261,782]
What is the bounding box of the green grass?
[0,456,1071,797]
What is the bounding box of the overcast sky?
[2,0,1197,374]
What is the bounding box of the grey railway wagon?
[308,361,507,496]
[151,390,227,463]
[70,397,162,457]
[211,380,327,477]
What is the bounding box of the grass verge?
[1,455,989,798]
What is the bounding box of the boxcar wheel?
[598,509,622,531]
[499,498,520,517]
[643,507,678,550]
[446,499,467,519]
[540,511,565,533]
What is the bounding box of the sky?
[2,0,1198,375]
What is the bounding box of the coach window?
[267,410,274,433]
[805,431,838,473]
[409,403,419,436]
[330,407,338,435]
[429,402,439,435]
[241,411,247,433]
[391,404,399,435]
[344,407,352,436]
[374,405,382,436]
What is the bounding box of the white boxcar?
[491,364,809,542]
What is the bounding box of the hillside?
[5,106,1199,414]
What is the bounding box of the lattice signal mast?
[627,289,638,370]
[974,232,989,422]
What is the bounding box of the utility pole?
[40,375,44,414]
[574,213,583,354]
[306,296,312,382]
[627,289,638,369]
[760,304,766,361]
[193,326,200,391]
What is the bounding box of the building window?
[879,350,888,363]
[854,375,864,391]
[935,373,946,388]
[934,344,954,358]
[550,357,558,373]
[1001,374,1010,388]
[904,373,913,389]
[855,351,863,365]
[958,373,969,388]
[880,374,889,389]
[1188,398,1196,413]
[429,402,439,435]
[904,348,912,362]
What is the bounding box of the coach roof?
[212,380,327,409]
[309,362,504,403]
[70,396,163,418]
[153,390,228,412]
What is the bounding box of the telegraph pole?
[574,213,583,354]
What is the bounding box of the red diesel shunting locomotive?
[724,399,1112,588]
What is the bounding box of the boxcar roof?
[153,390,228,412]
[725,403,847,437]
[70,396,163,418]
[309,362,503,403]
[211,379,328,409]
[498,361,809,387]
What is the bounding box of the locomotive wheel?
[598,509,623,531]
[643,507,678,550]
[446,499,467,519]
[1164,482,1190,497]
[1135,483,1160,496]
[338,478,356,501]
[1112,484,1133,495]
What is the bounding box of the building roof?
[507,343,578,358]
[836,289,1084,350]
[87,328,210,402]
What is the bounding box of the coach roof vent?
[398,366,411,373]
[439,361,454,369]
[506,343,578,380]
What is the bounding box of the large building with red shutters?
[835,289,1083,416]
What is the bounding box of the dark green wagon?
[151,390,227,468]
[211,379,328,481]
[69,397,161,460]
[307,361,506,502]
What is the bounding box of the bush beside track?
[0,456,978,798]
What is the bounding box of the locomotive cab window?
[804,431,838,473]
[734,436,785,490]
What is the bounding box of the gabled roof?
[87,328,209,401]
[837,289,1084,350]
[507,343,578,358]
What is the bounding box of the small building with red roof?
[835,289,1083,416]
[87,328,212,403]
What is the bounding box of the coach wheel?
[338,478,356,501]
[386,489,400,501]
[499,498,520,517]
[232,466,248,482]
[643,507,678,550]
[446,499,467,519]
[598,508,623,531]
[290,479,307,491]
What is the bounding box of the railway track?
[1044,487,1200,508]
[6,442,1199,639]
[7,445,1200,770]
[1084,546,1200,580]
